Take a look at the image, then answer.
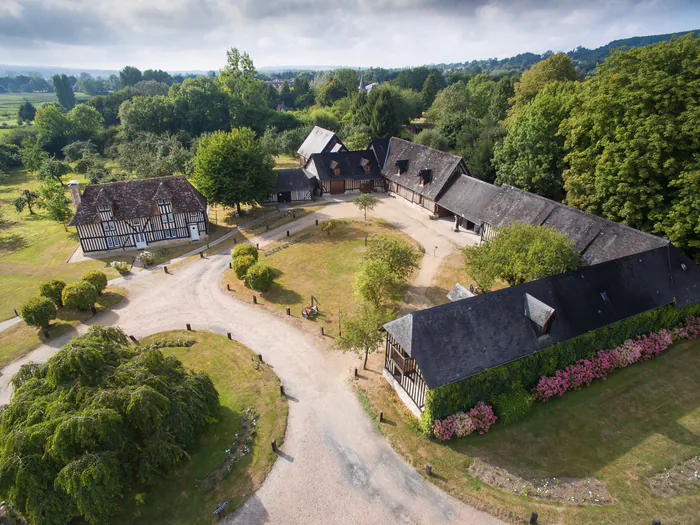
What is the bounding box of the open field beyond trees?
[0,92,91,126]
[357,338,700,525]
[223,218,422,337]
[112,330,288,525]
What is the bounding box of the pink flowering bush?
[432,403,495,440]
[468,401,498,434]
[532,316,700,402]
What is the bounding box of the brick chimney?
[68,180,81,209]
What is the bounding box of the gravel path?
[0,197,502,525]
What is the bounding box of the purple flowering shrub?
[532,316,700,402]
[432,402,496,441]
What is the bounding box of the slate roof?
[296,126,344,159]
[384,244,700,389]
[274,169,313,192]
[436,175,501,225]
[69,176,206,226]
[383,138,465,201]
[304,151,385,181]
[368,138,390,169]
[446,283,474,302]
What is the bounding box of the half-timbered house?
[68,176,209,254]
[303,150,386,195]
[264,168,315,204]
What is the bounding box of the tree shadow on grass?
[261,270,302,306]
[0,233,27,251]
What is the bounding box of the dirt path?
[0,197,502,525]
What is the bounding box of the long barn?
[68,176,209,254]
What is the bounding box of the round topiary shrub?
[233,254,256,280]
[81,270,108,295]
[232,243,259,262]
[245,263,275,292]
[39,279,66,306]
[20,297,57,329]
[62,281,98,311]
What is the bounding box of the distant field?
[0,92,91,127]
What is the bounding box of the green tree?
[320,219,338,236]
[0,326,219,525]
[278,81,294,107]
[34,103,71,154]
[353,259,401,308]
[562,34,700,256]
[425,81,470,123]
[369,88,400,139]
[38,180,73,230]
[352,193,378,220]
[69,104,104,140]
[463,223,579,290]
[39,279,66,306]
[494,82,578,199]
[143,69,173,85]
[81,270,108,295]
[63,140,97,162]
[335,304,391,369]
[19,135,49,172]
[36,158,70,186]
[120,65,143,87]
[245,263,275,291]
[52,74,75,110]
[13,188,39,215]
[117,132,192,178]
[364,235,420,281]
[232,242,259,261]
[17,101,36,123]
[414,128,449,151]
[62,281,98,310]
[316,79,345,107]
[510,53,577,115]
[169,76,229,135]
[19,296,56,329]
[232,254,256,280]
[118,95,179,135]
[192,128,275,214]
[421,69,445,108]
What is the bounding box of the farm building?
[265,169,315,203]
[382,244,700,417]
[297,126,346,166]
[68,176,208,254]
[303,150,386,195]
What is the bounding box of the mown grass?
[0,286,126,367]
[0,92,91,125]
[112,330,288,525]
[239,203,328,237]
[273,154,300,169]
[223,218,421,337]
[357,338,700,525]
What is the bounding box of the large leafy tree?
[562,34,700,255]
[509,53,577,114]
[336,304,392,370]
[34,103,71,155]
[192,128,275,214]
[0,326,219,525]
[52,74,76,110]
[69,104,104,141]
[118,132,192,178]
[13,188,39,215]
[463,223,579,290]
[364,235,420,281]
[169,76,230,135]
[494,81,579,200]
[118,95,179,135]
[119,65,143,87]
[39,180,73,230]
[421,69,445,108]
[17,101,36,124]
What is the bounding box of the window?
[364,164,372,173]
[106,236,118,249]
[189,212,199,222]
[103,221,116,232]
[161,212,176,238]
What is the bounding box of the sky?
[0,0,699,71]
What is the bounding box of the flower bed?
[532,316,700,402]
[432,401,497,441]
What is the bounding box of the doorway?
[134,233,147,250]
[189,224,200,240]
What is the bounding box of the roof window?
[396,159,409,174]
[419,169,432,185]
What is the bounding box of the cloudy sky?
[0,0,698,71]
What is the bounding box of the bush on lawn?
[245,263,275,292]
[81,270,107,294]
[39,279,66,307]
[232,243,258,262]
[320,219,337,235]
[62,281,98,311]
[20,297,57,329]
[233,255,256,280]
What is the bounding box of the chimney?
[68,180,81,208]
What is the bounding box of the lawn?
[0,92,91,126]
[274,154,300,169]
[357,338,700,525]
[0,286,126,367]
[426,249,508,307]
[223,219,421,337]
[112,330,288,525]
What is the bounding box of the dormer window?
[419,169,432,186]
[329,160,340,176]
[360,157,372,173]
[396,159,409,175]
[524,293,555,336]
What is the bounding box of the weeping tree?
[0,326,220,525]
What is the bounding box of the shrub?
[110,260,130,274]
[81,270,107,294]
[468,401,498,434]
[431,403,496,441]
[62,281,98,311]
[232,243,258,262]
[137,251,155,265]
[492,385,533,424]
[39,279,66,306]
[320,219,337,235]
[233,254,256,280]
[20,297,57,329]
[245,263,275,292]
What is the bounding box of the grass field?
[358,338,700,524]
[223,219,421,337]
[0,92,91,126]
[112,330,288,525]
[274,154,300,169]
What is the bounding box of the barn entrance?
[329,180,345,194]
[277,191,292,203]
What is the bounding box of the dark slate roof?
[436,175,500,224]
[384,244,700,389]
[383,138,465,201]
[368,138,390,169]
[275,169,313,192]
[69,176,206,226]
[297,126,344,159]
[479,185,556,228]
[446,283,474,302]
[580,222,669,266]
[304,151,384,181]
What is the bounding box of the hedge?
[232,243,259,262]
[232,255,256,280]
[62,281,98,311]
[421,302,700,431]
[245,263,275,292]
[20,297,57,329]
[39,280,66,307]
[81,270,107,295]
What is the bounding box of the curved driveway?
[0,198,501,525]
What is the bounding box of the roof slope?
[368,138,390,169]
[383,138,464,201]
[297,126,344,159]
[69,176,206,226]
[436,175,501,224]
[274,169,313,192]
[384,245,700,389]
[304,151,384,181]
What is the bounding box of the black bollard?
[258,353,263,363]
[271,439,277,452]
[256,243,259,249]
[229,262,232,269]
[253,295,257,304]
[320,326,324,336]
[227,332,232,340]
[652,521,661,525]
[227,283,231,291]
[379,411,383,423]
[234,236,237,245]
[315,219,318,225]
[90,306,97,315]
[280,385,285,396]
[186,323,191,331]
[286,307,291,316]
[425,464,432,476]
[13,308,19,317]
[287,230,290,237]
[354,368,358,379]
[164,265,168,274]
[129,335,138,343]
[266,224,269,231]
[200,251,204,258]
[292,212,296,219]
[530,512,538,525]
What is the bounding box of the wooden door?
[329,180,345,194]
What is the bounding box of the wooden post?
[256,243,259,249]
[258,353,263,363]
[379,411,383,422]
[266,224,269,231]
[227,332,232,340]
[186,323,191,331]
[529,512,538,524]
[280,385,285,396]
[315,219,318,225]
[338,310,342,336]
[164,265,168,274]
[354,368,358,379]
[199,251,204,258]
[129,335,138,343]
[253,295,257,304]
[425,464,432,476]
[90,306,97,315]
[287,230,290,237]
[13,308,19,317]
[652,521,661,525]
[271,439,277,452]
[320,326,324,336]
[229,262,232,269]
[227,283,231,291]
[286,307,291,316]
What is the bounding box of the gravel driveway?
[0,198,503,525]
